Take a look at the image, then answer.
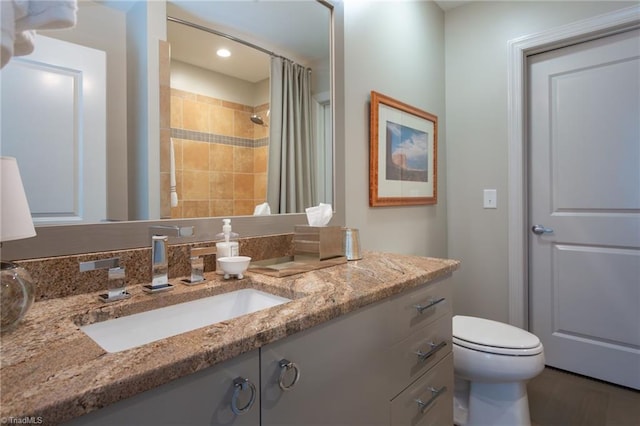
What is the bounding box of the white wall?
[445,1,636,322]
[125,0,166,220]
[342,1,448,258]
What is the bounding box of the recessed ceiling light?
[217,48,231,58]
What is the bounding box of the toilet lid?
[453,315,543,355]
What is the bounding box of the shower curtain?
[267,57,316,214]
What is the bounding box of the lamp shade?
[1,157,36,242]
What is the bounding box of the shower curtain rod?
[167,16,303,67]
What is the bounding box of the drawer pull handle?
[415,386,448,414]
[415,341,447,361]
[414,297,446,314]
[231,376,257,415]
[278,359,301,391]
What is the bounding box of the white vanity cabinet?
[260,275,453,426]
[64,275,453,426]
[65,349,261,426]
[260,295,391,426]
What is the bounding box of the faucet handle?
[149,225,194,237]
[79,257,120,272]
[190,246,217,258]
[183,246,217,285]
[79,257,131,303]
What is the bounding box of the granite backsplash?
[15,233,294,301]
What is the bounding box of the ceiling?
[100,0,330,83]
[166,0,330,83]
[167,19,271,83]
[434,1,473,12]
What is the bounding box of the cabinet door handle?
[415,386,448,414]
[231,377,257,415]
[415,341,447,362]
[278,359,301,391]
[414,297,445,314]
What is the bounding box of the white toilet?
[452,315,545,426]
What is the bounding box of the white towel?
[15,1,77,32]
[170,138,178,207]
[1,0,17,68]
[13,30,35,56]
[1,0,77,69]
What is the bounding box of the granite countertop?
[0,252,460,424]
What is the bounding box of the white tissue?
[305,203,333,226]
[253,202,271,216]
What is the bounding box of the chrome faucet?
[145,225,194,293]
[79,257,130,303]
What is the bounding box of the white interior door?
[1,35,106,224]
[528,28,640,390]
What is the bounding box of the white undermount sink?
[80,289,291,353]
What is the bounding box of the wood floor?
[527,367,640,426]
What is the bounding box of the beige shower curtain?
[267,57,316,214]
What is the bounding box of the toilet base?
[468,381,531,426]
[453,377,469,425]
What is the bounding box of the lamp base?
[1,261,34,333]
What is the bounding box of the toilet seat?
[453,316,543,356]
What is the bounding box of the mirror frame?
[2,0,342,261]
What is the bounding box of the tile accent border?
[171,128,269,148]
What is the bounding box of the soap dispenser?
[216,218,239,274]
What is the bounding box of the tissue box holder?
[294,225,344,261]
[249,226,345,277]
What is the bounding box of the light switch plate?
[483,189,497,209]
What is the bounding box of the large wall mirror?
[164,1,333,218]
[1,0,337,260]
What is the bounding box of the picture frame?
[369,91,438,207]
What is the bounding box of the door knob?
[531,225,554,235]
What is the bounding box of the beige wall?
[341,1,448,258]
[444,1,636,322]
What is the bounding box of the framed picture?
[369,91,438,206]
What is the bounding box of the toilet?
[452,315,545,426]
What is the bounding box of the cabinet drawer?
[389,314,452,399]
[389,276,452,342]
[390,353,454,426]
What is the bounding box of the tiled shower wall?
[162,88,270,218]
